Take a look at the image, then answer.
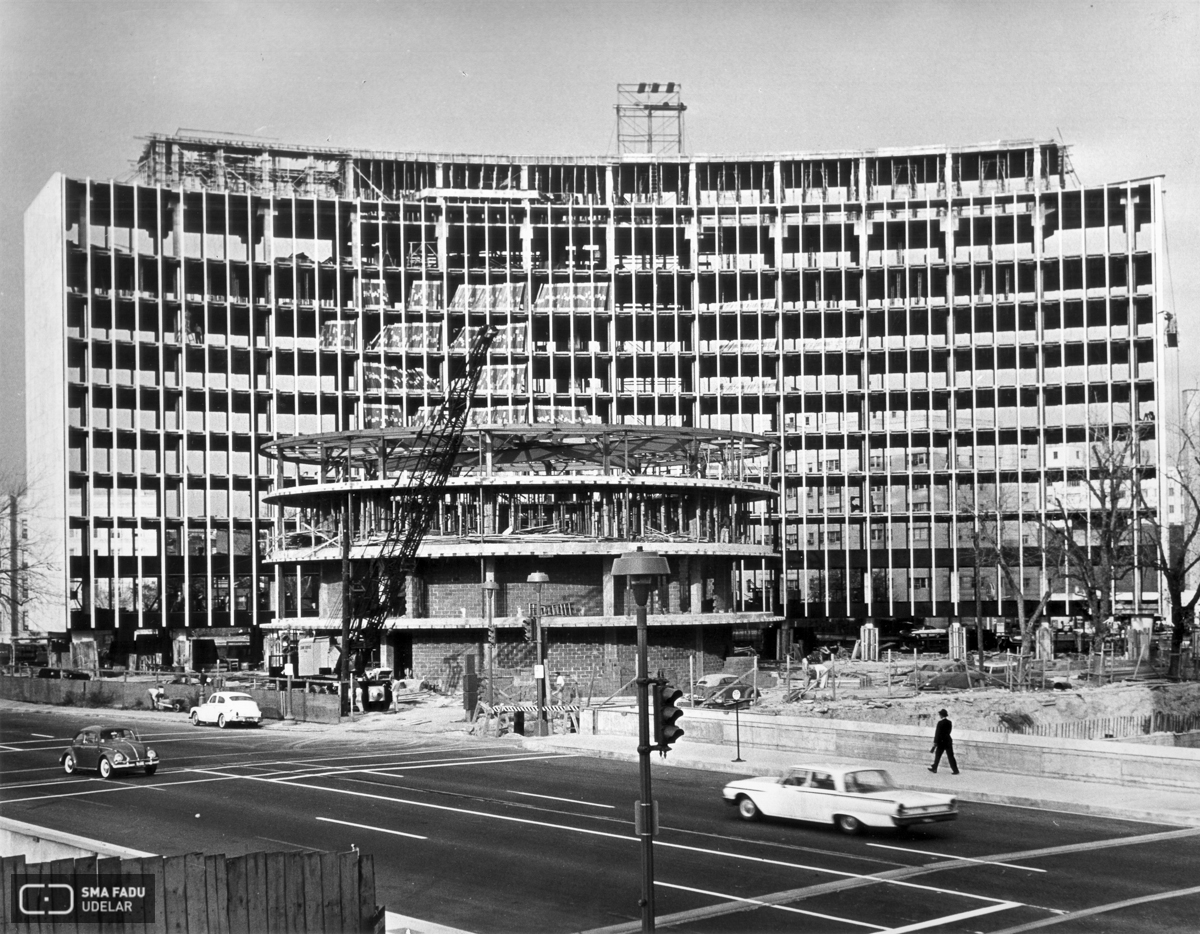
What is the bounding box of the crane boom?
[351,325,498,637]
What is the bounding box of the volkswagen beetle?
[61,725,159,778]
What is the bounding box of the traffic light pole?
[634,585,655,934]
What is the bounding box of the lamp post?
[482,579,500,712]
[612,547,671,934]
[527,571,549,736]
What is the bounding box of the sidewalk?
[517,731,1200,828]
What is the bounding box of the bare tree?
[960,484,1060,685]
[1040,432,1141,659]
[1138,416,1200,679]
[0,469,58,641]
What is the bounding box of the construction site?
[21,85,1181,707]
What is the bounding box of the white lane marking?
[880,901,1022,933]
[29,733,55,739]
[316,816,427,840]
[0,745,21,752]
[656,881,885,929]
[511,791,614,809]
[985,884,1200,933]
[867,843,1047,873]
[265,776,1017,906]
[275,752,581,781]
[0,772,244,803]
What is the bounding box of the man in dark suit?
[929,708,960,774]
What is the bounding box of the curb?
[518,737,1200,828]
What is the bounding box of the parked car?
[723,764,958,834]
[190,691,263,728]
[36,667,91,680]
[690,673,759,707]
[61,725,158,778]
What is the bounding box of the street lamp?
[611,547,671,934]
[527,571,550,736]
[482,579,500,712]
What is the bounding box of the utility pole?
[8,494,18,656]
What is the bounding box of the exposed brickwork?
[411,633,484,692]
[421,557,603,618]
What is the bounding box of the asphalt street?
[2,707,1199,933]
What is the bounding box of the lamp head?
[611,547,670,608]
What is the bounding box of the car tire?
[190,711,200,726]
[144,764,158,776]
[172,700,186,712]
[737,796,760,821]
[98,757,113,780]
[63,754,77,775]
[217,714,227,729]
[835,814,862,835]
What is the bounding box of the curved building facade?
[22,130,1177,670]
[261,423,778,678]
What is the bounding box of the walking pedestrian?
[928,708,960,774]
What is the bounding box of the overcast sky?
[2,0,1197,480]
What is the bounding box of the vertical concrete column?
[406,575,421,619]
[667,568,682,614]
[689,556,704,615]
[602,555,616,615]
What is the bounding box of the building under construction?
[23,117,1178,675]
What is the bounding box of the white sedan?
[190,691,263,728]
[723,764,957,834]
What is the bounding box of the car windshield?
[844,770,895,794]
[226,693,254,702]
[100,728,139,742]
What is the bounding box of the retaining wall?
[0,676,341,724]
[583,706,1200,791]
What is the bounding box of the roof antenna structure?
[615,83,686,156]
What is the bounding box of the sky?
[1,0,1198,481]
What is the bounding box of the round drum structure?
[260,423,780,684]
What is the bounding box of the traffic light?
[651,680,685,755]
[522,619,533,642]
[487,625,497,645]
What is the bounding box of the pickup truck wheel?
[63,754,77,775]
[98,757,113,779]
[737,796,760,821]
[835,814,862,835]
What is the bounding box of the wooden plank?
[301,852,323,934]
[264,852,286,934]
[161,855,188,934]
[0,855,27,934]
[338,853,356,933]
[224,856,249,934]
[283,853,306,934]
[244,853,267,934]
[71,856,99,934]
[46,857,79,934]
[357,853,377,934]
[204,854,229,934]
[127,856,164,934]
[95,856,122,934]
[181,854,206,934]
[319,852,341,934]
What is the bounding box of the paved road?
[3,708,1200,933]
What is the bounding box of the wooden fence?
[0,849,378,934]
[990,711,1200,740]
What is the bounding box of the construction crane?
[345,325,498,662]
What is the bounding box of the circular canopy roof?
[261,423,773,476]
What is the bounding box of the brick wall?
[422,557,603,618]
[411,634,484,691]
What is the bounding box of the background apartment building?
[24,131,1176,666]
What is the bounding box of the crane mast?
[349,325,498,641]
